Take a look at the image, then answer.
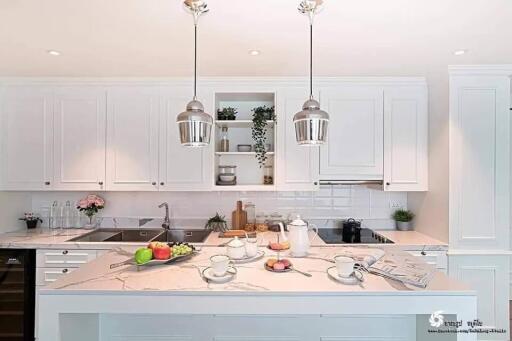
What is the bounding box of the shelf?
[213,184,276,191]
[215,120,275,128]
[215,152,275,156]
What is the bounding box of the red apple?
[153,244,171,260]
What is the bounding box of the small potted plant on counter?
[392,209,415,231]
[205,212,228,232]
[77,194,105,229]
[19,213,43,229]
[217,107,238,120]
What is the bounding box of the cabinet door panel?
[106,87,159,191]
[319,86,383,180]
[0,86,53,190]
[53,87,106,190]
[276,88,319,191]
[384,86,428,191]
[449,76,510,249]
[159,87,212,190]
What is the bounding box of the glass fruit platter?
[110,242,198,269]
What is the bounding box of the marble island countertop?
[0,227,447,250]
[42,246,465,296]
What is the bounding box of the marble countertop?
[0,227,447,251]
[42,246,467,296]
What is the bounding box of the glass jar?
[263,165,273,185]
[244,202,256,232]
[219,127,230,152]
[256,212,268,232]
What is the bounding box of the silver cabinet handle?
[62,250,68,255]
[98,181,103,186]
[152,182,157,186]
[45,181,51,185]
[62,268,68,274]
[160,182,165,186]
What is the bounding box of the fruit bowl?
[110,242,198,269]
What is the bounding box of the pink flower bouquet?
[77,194,105,226]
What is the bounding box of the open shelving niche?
[213,92,276,191]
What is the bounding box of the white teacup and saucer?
[202,255,237,283]
[326,255,364,285]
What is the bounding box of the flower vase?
[84,215,97,229]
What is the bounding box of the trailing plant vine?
[251,106,275,168]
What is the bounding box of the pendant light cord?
[309,22,313,100]
[193,23,198,100]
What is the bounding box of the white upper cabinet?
[106,86,160,191]
[383,86,428,191]
[319,86,384,180]
[53,87,106,191]
[0,86,53,190]
[449,74,510,250]
[159,86,213,191]
[275,87,319,191]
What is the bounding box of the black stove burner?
[318,228,394,244]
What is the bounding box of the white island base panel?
[38,247,476,341]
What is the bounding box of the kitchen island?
[38,246,475,341]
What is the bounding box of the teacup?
[210,255,231,277]
[334,255,355,278]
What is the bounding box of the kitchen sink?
[68,228,164,243]
[154,229,211,243]
[68,228,212,244]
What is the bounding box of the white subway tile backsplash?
[28,185,407,229]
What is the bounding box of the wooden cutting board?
[219,230,257,238]
[231,200,247,230]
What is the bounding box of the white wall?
[408,71,450,243]
[24,185,406,230]
[0,191,33,232]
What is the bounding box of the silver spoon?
[289,266,312,277]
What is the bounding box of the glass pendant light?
[176,0,213,147]
[294,0,329,146]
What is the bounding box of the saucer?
[231,250,265,264]
[326,266,364,285]
[202,266,237,283]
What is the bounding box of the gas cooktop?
[318,228,394,244]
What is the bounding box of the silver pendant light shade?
[177,100,213,147]
[294,0,329,146]
[177,0,213,147]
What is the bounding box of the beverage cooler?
[0,249,35,341]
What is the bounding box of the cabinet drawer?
[36,249,97,268]
[408,251,447,269]
[36,267,76,286]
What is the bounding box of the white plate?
[202,266,237,283]
[326,266,364,285]
[230,250,265,264]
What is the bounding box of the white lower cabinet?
[35,249,99,339]
[449,254,510,341]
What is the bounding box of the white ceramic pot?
[396,221,413,231]
[226,236,246,259]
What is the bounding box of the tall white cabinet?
[448,66,511,340]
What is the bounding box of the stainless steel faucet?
[158,202,171,230]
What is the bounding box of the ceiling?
[0,0,511,77]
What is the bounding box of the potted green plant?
[19,213,43,229]
[392,209,415,231]
[205,213,228,232]
[251,106,275,167]
[217,107,238,120]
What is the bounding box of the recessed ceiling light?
[47,50,61,56]
[453,49,468,56]
[249,50,261,56]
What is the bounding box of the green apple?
[134,247,153,265]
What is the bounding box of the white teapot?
[226,236,246,260]
[285,214,318,257]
